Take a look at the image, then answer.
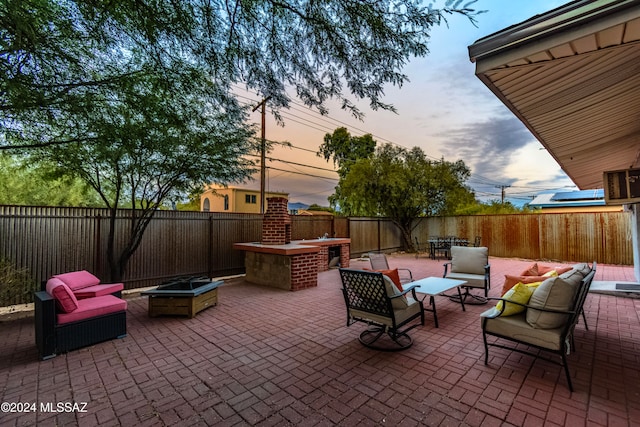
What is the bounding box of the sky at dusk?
[238,0,576,207]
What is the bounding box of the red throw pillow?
[502,274,547,296]
[376,269,403,291]
[536,264,556,275]
[520,263,539,276]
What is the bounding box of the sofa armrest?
[34,291,57,360]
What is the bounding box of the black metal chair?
[480,264,596,392]
[432,237,451,260]
[339,269,424,351]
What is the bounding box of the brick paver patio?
[1,255,639,426]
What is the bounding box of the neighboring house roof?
[468,0,640,191]
[528,189,606,209]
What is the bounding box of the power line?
[233,86,564,199]
[267,166,339,181]
[234,87,443,161]
[245,154,338,174]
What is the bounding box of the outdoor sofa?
[481,262,596,391]
[34,270,127,360]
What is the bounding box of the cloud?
[441,115,535,184]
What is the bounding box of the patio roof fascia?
[467,0,640,191]
[468,0,639,69]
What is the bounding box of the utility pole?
[252,97,270,214]
[495,185,511,204]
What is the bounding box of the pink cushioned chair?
[50,270,123,299]
[35,272,127,360]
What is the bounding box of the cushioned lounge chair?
[443,246,490,304]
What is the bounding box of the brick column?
[290,253,318,290]
[340,243,350,268]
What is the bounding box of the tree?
[1,1,481,280]
[318,127,377,176]
[0,153,103,206]
[34,70,257,281]
[334,144,475,251]
[307,204,337,214]
[455,199,532,215]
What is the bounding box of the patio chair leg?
[483,332,489,365]
[561,353,574,392]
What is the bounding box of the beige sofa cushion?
[559,268,584,285]
[572,263,591,277]
[451,246,488,275]
[526,276,579,329]
[351,296,421,327]
[481,311,564,351]
[383,275,408,309]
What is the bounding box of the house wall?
[200,188,288,213]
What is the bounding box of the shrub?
[0,258,37,307]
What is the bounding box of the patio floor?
[1,255,639,426]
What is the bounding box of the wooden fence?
[0,206,633,306]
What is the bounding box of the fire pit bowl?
[141,276,222,318]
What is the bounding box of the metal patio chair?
[367,252,413,284]
[339,269,424,351]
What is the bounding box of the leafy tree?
[318,128,377,176]
[307,204,337,214]
[35,70,256,281]
[455,199,532,215]
[0,153,103,206]
[1,1,481,280]
[334,144,475,251]
[318,127,378,212]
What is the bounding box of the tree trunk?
[393,219,415,252]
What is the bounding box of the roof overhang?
[469,0,640,190]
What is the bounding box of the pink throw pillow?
[46,278,79,313]
[53,270,101,291]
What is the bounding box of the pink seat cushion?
[56,295,127,325]
[73,283,124,299]
[46,278,79,313]
[53,270,101,291]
